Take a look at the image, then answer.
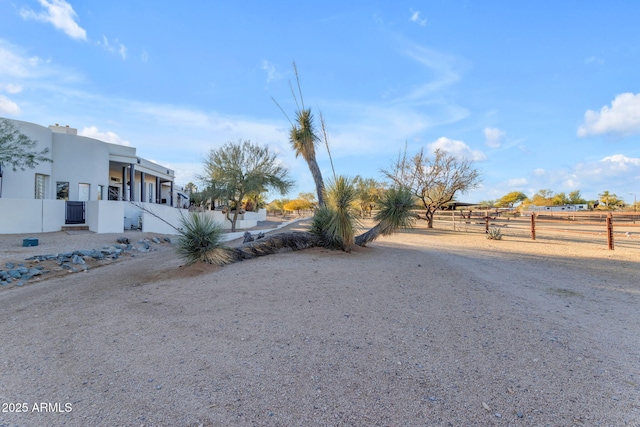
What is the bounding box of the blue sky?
[1,0,640,204]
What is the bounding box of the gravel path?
[0,224,638,426]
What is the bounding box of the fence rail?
[431,210,640,250]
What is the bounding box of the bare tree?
[382,147,481,228]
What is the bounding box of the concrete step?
[61,225,89,231]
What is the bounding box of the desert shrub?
[176,213,232,265]
[309,206,343,249]
[355,186,418,246]
[324,176,360,251]
[486,226,503,240]
[373,186,418,234]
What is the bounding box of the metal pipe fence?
[431,210,640,250]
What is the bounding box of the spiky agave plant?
[309,206,340,249]
[176,213,233,265]
[323,176,361,252]
[355,186,418,246]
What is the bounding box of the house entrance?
[65,201,85,224]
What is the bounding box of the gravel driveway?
[0,225,638,426]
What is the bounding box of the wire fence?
[432,211,640,251]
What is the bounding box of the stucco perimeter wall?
[86,200,124,233]
[0,199,65,234]
[200,210,230,229]
[139,203,188,235]
[207,210,256,230]
[242,209,267,221]
[179,210,257,231]
[42,200,66,232]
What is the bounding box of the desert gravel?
[0,222,638,426]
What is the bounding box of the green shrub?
[309,206,341,248]
[486,226,503,240]
[176,213,232,265]
[324,176,360,252]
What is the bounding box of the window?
[35,174,47,199]
[97,185,104,201]
[78,183,90,201]
[148,183,154,203]
[56,182,69,200]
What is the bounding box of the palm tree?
[290,107,325,207]
[274,62,326,207]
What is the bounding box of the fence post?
[531,213,536,240]
[452,209,455,231]
[607,212,614,250]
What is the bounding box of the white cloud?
[585,56,604,65]
[118,44,127,60]
[484,127,505,148]
[428,137,486,161]
[0,83,22,94]
[97,36,127,60]
[600,154,640,169]
[79,126,130,146]
[533,168,545,176]
[20,0,87,41]
[0,95,21,115]
[395,42,465,104]
[0,39,85,91]
[507,178,528,187]
[541,154,640,196]
[410,9,427,26]
[261,60,281,83]
[0,41,40,78]
[577,92,640,137]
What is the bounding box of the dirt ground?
[0,221,638,426]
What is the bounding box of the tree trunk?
[230,231,320,261]
[426,210,434,228]
[231,210,238,232]
[354,224,383,247]
[307,156,325,208]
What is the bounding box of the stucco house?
[0,118,188,234]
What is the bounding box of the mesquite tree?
[382,147,481,228]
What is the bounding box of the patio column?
[170,181,174,207]
[122,166,127,201]
[140,172,146,203]
[155,177,161,203]
[129,163,135,202]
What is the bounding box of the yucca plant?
[323,176,361,252]
[486,226,503,240]
[355,186,418,246]
[176,213,233,265]
[309,206,340,249]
